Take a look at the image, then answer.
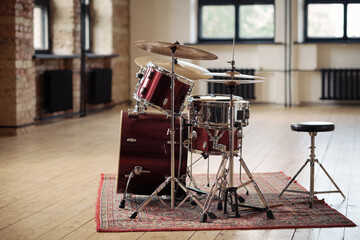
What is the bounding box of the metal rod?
[229,89,234,187]
[170,49,176,210]
[80,0,87,117]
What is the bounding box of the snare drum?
[188,95,250,129]
[190,126,239,155]
[134,63,194,114]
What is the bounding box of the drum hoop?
[188,95,247,104]
[146,62,194,86]
[189,97,249,108]
[133,92,190,115]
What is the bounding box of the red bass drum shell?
[116,110,187,195]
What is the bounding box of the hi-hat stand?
[130,43,203,218]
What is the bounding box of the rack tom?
[134,63,194,114]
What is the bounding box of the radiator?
[207,68,256,99]
[44,70,73,112]
[320,69,360,100]
[89,68,112,104]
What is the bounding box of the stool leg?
[279,159,310,197]
[309,132,317,208]
[309,158,315,208]
[317,161,346,200]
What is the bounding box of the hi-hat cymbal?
[204,79,264,86]
[204,71,265,80]
[135,56,212,80]
[135,40,218,60]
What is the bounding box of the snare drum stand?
[130,43,203,219]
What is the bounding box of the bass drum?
[116,110,187,196]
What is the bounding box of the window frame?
[33,0,50,54]
[197,0,275,44]
[304,0,360,43]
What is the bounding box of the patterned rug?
[96,172,356,232]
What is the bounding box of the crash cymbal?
[135,56,212,80]
[204,71,265,80]
[135,40,218,60]
[204,79,264,86]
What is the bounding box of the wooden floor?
[0,104,359,240]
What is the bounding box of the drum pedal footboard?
[187,186,207,195]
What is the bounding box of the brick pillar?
[0,0,36,136]
[112,0,130,104]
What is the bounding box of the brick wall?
[0,0,130,136]
[0,0,35,135]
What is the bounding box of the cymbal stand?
[227,83,274,219]
[130,43,203,219]
[200,60,275,221]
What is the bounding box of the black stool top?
[291,122,335,132]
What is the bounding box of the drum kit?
[116,40,275,222]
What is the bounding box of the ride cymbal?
[135,40,218,60]
[135,56,212,80]
[203,79,264,86]
[204,71,265,80]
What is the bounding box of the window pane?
[307,4,343,38]
[201,5,235,38]
[33,5,48,50]
[33,6,43,49]
[84,11,90,50]
[347,4,360,38]
[239,4,274,39]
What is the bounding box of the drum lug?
[163,98,168,106]
[128,110,139,118]
[140,87,148,96]
[136,72,144,79]
[190,131,197,140]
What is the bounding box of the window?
[198,0,275,43]
[305,0,360,42]
[33,0,50,52]
[83,0,91,51]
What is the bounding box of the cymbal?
[135,56,212,80]
[135,40,218,60]
[204,71,265,80]
[203,79,264,86]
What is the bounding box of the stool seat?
[291,122,335,132]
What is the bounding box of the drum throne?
[279,122,346,207]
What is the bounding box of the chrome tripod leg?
[279,160,310,197]
[317,161,346,200]
[200,154,229,223]
[237,126,249,196]
[186,154,204,190]
[130,177,172,219]
[239,158,275,219]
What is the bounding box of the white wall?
[130,0,360,106]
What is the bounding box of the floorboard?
[0,104,359,239]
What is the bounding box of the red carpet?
[95,172,355,232]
